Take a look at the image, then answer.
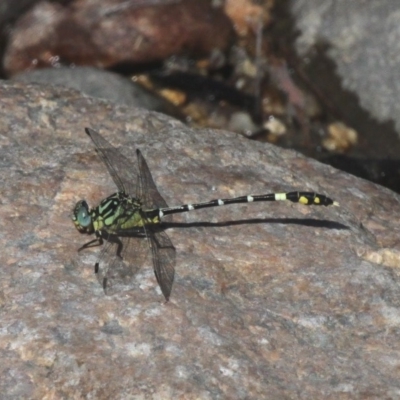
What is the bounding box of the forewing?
[136,150,172,221]
[85,128,138,196]
[147,227,176,301]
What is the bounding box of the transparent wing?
[85,128,138,196]
[94,232,151,295]
[136,149,171,215]
[147,226,176,301]
[136,149,176,299]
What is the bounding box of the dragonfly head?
[72,200,94,234]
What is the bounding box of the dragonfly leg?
[77,236,104,252]
[101,233,124,260]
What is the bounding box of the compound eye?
[73,200,92,228]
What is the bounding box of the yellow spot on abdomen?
[299,196,309,205]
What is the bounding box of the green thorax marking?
[92,192,160,233]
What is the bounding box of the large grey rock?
[13,66,182,116]
[1,81,400,398]
[291,0,400,135]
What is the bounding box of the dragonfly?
[72,128,338,301]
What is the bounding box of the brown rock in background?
[0,81,400,398]
[3,0,235,76]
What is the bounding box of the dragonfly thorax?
[73,191,149,235]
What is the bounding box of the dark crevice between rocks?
[266,0,400,194]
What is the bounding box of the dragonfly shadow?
[163,218,348,230]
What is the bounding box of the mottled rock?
[1,81,400,398]
[3,0,235,76]
[291,0,400,136]
[13,66,183,116]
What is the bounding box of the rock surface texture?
[13,66,182,117]
[1,81,400,398]
[291,0,400,136]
